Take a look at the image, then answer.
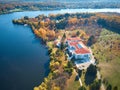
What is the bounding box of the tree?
[68,17,78,25]
[48,48,52,55]
[34,87,39,90]
[85,64,97,85]
[60,42,65,50]
[67,61,73,68]
[78,86,86,90]
[63,33,66,39]
[55,20,67,29]
[38,28,47,40]
[78,69,82,77]
[40,21,45,28]
[87,35,95,46]
[64,61,73,76]
[53,86,60,90]
[113,86,118,90]
[106,84,112,90]
[24,16,29,20]
[76,31,80,36]
[46,30,55,38]
[50,61,60,71]
[89,80,101,90]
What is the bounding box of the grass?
[57,29,89,40]
[65,71,80,90]
[91,28,120,89]
[99,58,120,88]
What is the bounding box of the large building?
[66,37,92,63]
[55,37,95,70]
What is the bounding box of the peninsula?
[13,12,120,90]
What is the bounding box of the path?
[74,69,82,86]
[97,71,105,90]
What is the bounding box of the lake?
[0,8,120,90]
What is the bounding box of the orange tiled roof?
[68,38,90,54]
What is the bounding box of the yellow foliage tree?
[53,86,61,90]
[34,87,39,90]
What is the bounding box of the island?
[13,12,120,90]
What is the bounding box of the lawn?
[65,71,80,90]
[91,28,120,89]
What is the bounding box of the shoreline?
[1,8,120,15]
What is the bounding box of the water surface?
[0,13,50,90]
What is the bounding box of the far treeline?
[1,1,120,14]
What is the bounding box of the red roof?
[68,39,90,54]
[75,48,90,54]
[69,42,79,46]
[67,37,81,41]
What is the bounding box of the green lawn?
[91,29,120,89]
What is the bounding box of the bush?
[85,64,97,85]
[78,86,86,90]
[89,80,101,90]
[106,84,112,90]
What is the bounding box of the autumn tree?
[85,64,97,85]
[68,17,78,25]
[39,28,47,39]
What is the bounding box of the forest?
[1,0,120,14]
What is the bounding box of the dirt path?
[97,71,105,90]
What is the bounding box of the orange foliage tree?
[68,17,78,25]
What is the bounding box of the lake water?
[0,8,120,90]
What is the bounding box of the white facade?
[66,38,91,61]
